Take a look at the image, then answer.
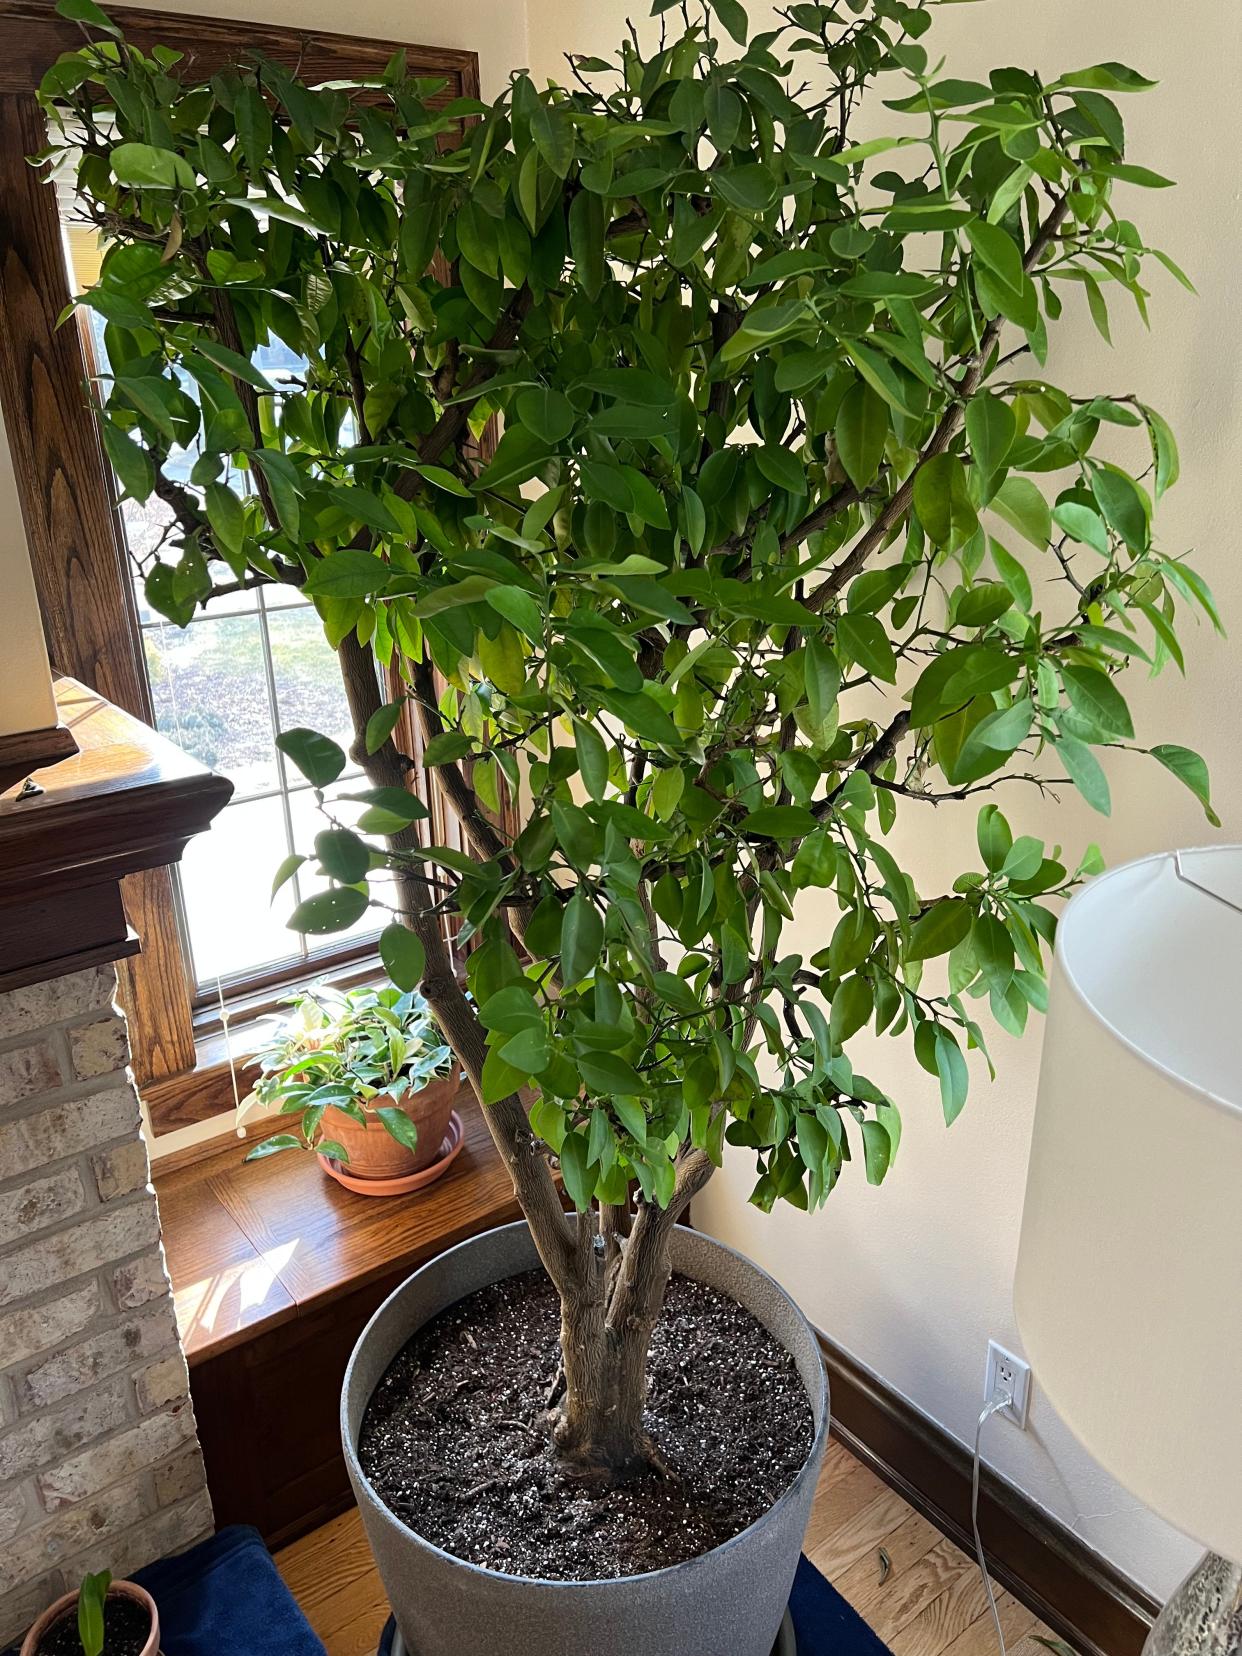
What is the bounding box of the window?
[0,4,488,1133]
[63,222,376,997]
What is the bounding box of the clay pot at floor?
[21,1581,160,1656]
[321,1071,458,1182]
[342,1221,830,1656]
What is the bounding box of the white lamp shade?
[1014,846,1242,1563]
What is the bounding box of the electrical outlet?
[984,1340,1031,1428]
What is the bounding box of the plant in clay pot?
[248,983,459,1187]
[22,1570,160,1656]
[43,0,1214,1646]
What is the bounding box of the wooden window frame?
[0,2,488,1133]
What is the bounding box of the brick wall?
[0,965,212,1647]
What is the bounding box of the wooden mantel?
[0,676,232,992]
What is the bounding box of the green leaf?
[101,423,154,502]
[913,453,979,550]
[569,187,605,300]
[1090,465,1148,552]
[500,1024,552,1074]
[836,380,888,491]
[1150,744,1219,824]
[804,638,841,737]
[991,477,1051,548]
[205,481,245,558]
[842,339,919,417]
[1053,501,1109,556]
[287,886,369,934]
[475,425,550,493]
[558,1132,596,1210]
[977,802,1012,872]
[1053,63,1158,93]
[366,699,405,754]
[245,1132,303,1162]
[934,1028,969,1126]
[303,551,392,599]
[1143,406,1180,498]
[1061,665,1134,738]
[77,1570,111,1656]
[481,1043,526,1105]
[861,1118,892,1185]
[574,718,610,802]
[712,0,749,44]
[422,730,474,767]
[375,1106,419,1151]
[990,540,1031,610]
[756,444,807,497]
[276,727,346,786]
[531,104,573,177]
[1056,734,1112,815]
[830,975,873,1047]
[739,805,819,839]
[380,923,426,990]
[110,141,195,189]
[909,646,1018,727]
[964,395,1016,500]
[578,1051,645,1097]
[340,786,430,826]
[314,828,369,883]
[57,0,122,35]
[415,464,472,498]
[270,852,305,901]
[836,612,897,683]
[907,900,972,962]
[516,387,575,447]
[561,890,604,983]
[966,220,1037,331]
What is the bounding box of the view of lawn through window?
[62,221,380,992]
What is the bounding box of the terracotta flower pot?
[322,1071,458,1181]
[21,1580,160,1656]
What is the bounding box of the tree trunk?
[334,631,721,1482]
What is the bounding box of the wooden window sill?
[152,1086,522,1366]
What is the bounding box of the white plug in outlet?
[984,1340,1031,1428]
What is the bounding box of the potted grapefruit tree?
[42,0,1213,1649]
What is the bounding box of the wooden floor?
[276,1438,1058,1656]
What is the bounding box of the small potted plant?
[21,1570,160,1656]
[248,984,461,1195]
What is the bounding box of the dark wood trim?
[816,1331,1161,1656]
[0,718,77,795]
[0,2,482,99]
[0,677,230,990]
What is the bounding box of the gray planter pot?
[342,1221,829,1656]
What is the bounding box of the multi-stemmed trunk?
[337,633,714,1477]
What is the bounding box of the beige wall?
[525,0,1240,1599]
[0,402,57,739]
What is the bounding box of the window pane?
[267,605,359,759]
[143,614,279,797]
[180,797,299,986]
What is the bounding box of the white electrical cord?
[972,1394,1014,1656]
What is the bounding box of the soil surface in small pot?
[360,1268,814,1580]
[37,1597,151,1656]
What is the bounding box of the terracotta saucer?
[319,1110,464,1198]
